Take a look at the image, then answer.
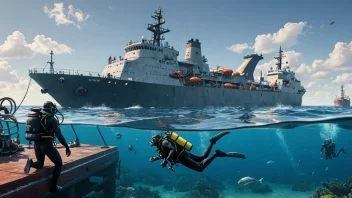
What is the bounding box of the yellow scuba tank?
[168,132,192,151]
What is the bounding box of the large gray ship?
[29,8,306,108]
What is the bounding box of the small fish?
[238,176,263,186]
[267,160,275,164]
[325,167,328,171]
[128,145,136,153]
[311,172,315,176]
[115,133,123,139]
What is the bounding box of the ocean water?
[2,105,352,198]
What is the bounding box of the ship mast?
[340,85,345,98]
[48,50,54,74]
[147,8,170,46]
[274,46,285,71]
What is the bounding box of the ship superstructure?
[29,8,306,108]
[334,85,350,107]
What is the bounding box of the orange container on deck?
[224,83,237,88]
[190,77,201,83]
[250,85,257,90]
[232,71,240,76]
[221,69,233,75]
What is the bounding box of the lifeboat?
[232,71,240,76]
[221,69,233,75]
[176,71,183,75]
[169,71,184,79]
[270,82,277,87]
[224,83,237,88]
[190,77,202,83]
[250,85,256,90]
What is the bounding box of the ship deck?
[0,144,119,198]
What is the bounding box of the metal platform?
[0,144,119,198]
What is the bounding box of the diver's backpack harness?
[25,107,55,141]
[158,132,193,164]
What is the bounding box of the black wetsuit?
[157,139,217,172]
[31,111,69,190]
[321,142,344,160]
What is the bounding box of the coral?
[116,186,136,198]
[134,170,164,187]
[349,176,352,183]
[185,177,220,198]
[203,176,225,191]
[322,179,352,197]
[310,187,332,198]
[310,178,352,198]
[321,195,339,198]
[250,184,273,194]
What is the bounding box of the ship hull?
[29,73,303,108]
[334,99,351,107]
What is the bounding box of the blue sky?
[0,0,352,106]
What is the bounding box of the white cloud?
[347,84,352,89]
[109,6,113,10]
[253,22,307,54]
[0,61,20,83]
[44,2,89,29]
[332,73,352,84]
[226,43,251,54]
[312,41,352,71]
[306,81,316,88]
[311,71,328,79]
[0,61,57,105]
[0,31,72,60]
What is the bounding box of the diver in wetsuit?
[320,138,347,160]
[149,131,246,172]
[24,101,71,193]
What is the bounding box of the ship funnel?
[236,54,264,81]
[185,38,202,69]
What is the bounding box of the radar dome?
[141,36,146,40]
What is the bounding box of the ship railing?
[29,68,101,77]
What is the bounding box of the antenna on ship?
[147,8,170,46]
[341,85,345,98]
[48,50,54,74]
[274,46,285,71]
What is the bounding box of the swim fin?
[215,150,246,159]
[24,158,32,174]
[226,152,246,159]
[210,131,230,144]
[341,148,347,155]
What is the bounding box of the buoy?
[190,77,201,83]
[250,85,256,90]
[224,83,237,88]
[221,69,233,75]
[232,71,240,76]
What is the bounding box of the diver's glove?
[161,159,167,168]
[66,146,71,157]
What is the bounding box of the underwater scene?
[4,105,352,198]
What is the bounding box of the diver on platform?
[149,131,246,172]
[24,101,71,193]
[320,138,347,160]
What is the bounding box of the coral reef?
[163,180,174,191]
[291,181,314,192]
[185,177,220,198]
[134,170,164,187]
[310,178,352,198]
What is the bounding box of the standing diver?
[149,131,246,172]
[320,138,347,160]
[24,101,71,193]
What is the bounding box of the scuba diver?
[149,131,246,172]
[24,101,71,193]
[320,138,347,160]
